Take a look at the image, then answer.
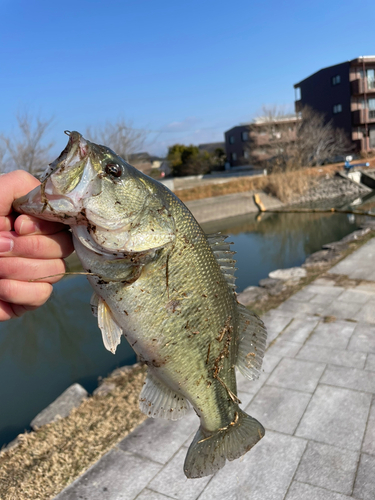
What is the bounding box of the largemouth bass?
[14,131,267,478]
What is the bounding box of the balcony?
[352,108,375,125]
[351,78,375,95]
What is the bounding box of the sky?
[0,0,374,157]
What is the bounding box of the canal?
[0,198,372,448]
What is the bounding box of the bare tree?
[247,106,352,171]
[86,118,147,163]
[295,107,352,167]
[0,112,54,177]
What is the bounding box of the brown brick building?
[294,56,375,152]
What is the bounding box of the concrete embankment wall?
[185,191,283,224]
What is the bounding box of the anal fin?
[140,371,190,421]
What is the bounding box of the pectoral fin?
[97,296,123,354]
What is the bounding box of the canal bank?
[1,225,375,500]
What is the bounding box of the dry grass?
[175,159,375,204]
[262,169,313,203]
[0,364,147,500]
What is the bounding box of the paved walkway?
[55,239,375,500]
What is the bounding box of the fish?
[14,131,267,478]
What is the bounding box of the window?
[333,104,342,114]
[231,152,237,161]
[367,69,375,90]
[295,87,301,100]
[369,98,375,119]
[241,131,249,141]
[229,135,235,144]
[332,75,341,85]
[243,150,249,159]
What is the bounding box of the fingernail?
[19,219,38,235]
[0,236,14,254]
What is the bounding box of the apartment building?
[294,56,375,152]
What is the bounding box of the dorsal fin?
[206,232,237,291]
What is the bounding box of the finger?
[0,214,16,232]
[0,171,41,217]
[14,214,68,236]
[0,231,74,259]
[0,301,38,321]
[0,257,66,283]
[0,279,53,307]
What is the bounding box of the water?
[0,201,371,447]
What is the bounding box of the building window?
[332,75,341,85]
[367,69,375,90]
[295,87,301,100]
[369,98,375,119]
[241,131,249,141]
[229,135,235,144]
[333,104,342,114]
[243,150,249,159]
[231,152,237,161]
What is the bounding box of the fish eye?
[105,163,122,178]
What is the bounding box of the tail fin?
[184,408,264,479]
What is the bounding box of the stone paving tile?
[294,441,359,495]
[365,353,375,371]
[55,448,161,500]
[266,340,302,358]
[261,311,294,345]
[266,358,325,393]
[285,481,357,500]
[198,431,307,500]
[362,398,375,456]
[305,320,356,350]
[136,490,175,500]
[296,385,372,451]
[304,284,345,297]
[262,354,281,373]
[353,453,375,500]
[353,300,375,323]
[348,323,375,353]
[337,289,373,304]
[279,317,319,344]
[321,300,363,320]
[119,412,197,465]
[245,385,311,434]
[310,294,335,305]
[276,299,325,316]
[148,448,211,500]
[297,344,367,369]
[321,365,375,393]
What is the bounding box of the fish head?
[14,131,174,254]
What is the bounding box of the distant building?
[224,115,298,167]
[128,152,169,176]
[294,56,375,152]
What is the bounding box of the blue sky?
[1,0,374,156]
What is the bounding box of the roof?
[294,56,375,88]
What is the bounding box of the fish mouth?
[13,131,102,224]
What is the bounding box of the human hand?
[0,170,74,321]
